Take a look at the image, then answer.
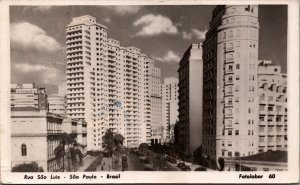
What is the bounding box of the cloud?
[15,63,46,73]
[103,17,111,23]
[133,14,178,36]
[23,6,53,12]
[11,22,61,52]
[33,6,53,12]
[182,28,207,40]
[108,6,142,15]
[14,63,63,85]
[153,50,180,63]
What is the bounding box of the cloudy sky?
[10,5,287,94]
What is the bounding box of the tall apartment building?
[66,15,109,151]
[143,57,152,145]
[48,94,67,116]
[258,60,287,152]
[66,15,157,149]
[149,60,162,144]
[11,83,48,110]
[161,77,179,143]
[177,43,203,159]
[202,5,259,167]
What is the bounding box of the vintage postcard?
[0,0,299,184]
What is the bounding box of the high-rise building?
[143,57,152,145]
[161,77,179,143]
[11,83,48,111]
[66,15,109,151]
[202,5,260,167]
[66,15,158,150]
[48,94,67,116]
[177,43,203,159]
[149,60,162,144]
[257,60,287,152]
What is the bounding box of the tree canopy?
[102,129,125,155]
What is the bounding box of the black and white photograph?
[0,0,299,184]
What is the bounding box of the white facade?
[66,15,109,151]
[178,43,203,158]
[202,5,260,166]
[66,15,157,149]
[11,107,64,172]
[257,60,287,152]
[48,94,66,116]
[149,60,162,144]
[161,77,179,143]
[11,83,48,111]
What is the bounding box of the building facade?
[177,43,203,159]
[202,5,260,167]
[48,94,67,116]
[11,107,64,172]
[11,83,48,111]
[66,15,159,150]
[149,61,162,144]
[161,77,179,143]
[257,60,287,152]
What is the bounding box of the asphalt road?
[127,153,145,171]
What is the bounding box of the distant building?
[161,77,179,143]
[202,5,260,167]
[149,60,162,144]
[48,94,66,116]
[177,43,203,159]
[224,151,287,171]
[11,83,48,111]
[257,60,287,152]
[11,107,64,172]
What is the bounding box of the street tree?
[102,129,125,156]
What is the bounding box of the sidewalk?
[77,155,97,172]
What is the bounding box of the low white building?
[11,107,88,172]
[11,107,64,172]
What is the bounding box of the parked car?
[181,165,191,171]
[194,167,207,171]
[177,162,186,169]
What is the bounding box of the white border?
[1,0,299,183]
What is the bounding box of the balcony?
[224,69,234,74]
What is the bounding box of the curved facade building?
[202,5,260,167]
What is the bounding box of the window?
[235,130,239,135]
[228,141,232,146]
[237,29,241,37]
[236,64,240,69]
[235,152,240,157]
[229,30,233,38]
[21,144,27,156]
[228,130,232,135]
[228,152,232,157]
